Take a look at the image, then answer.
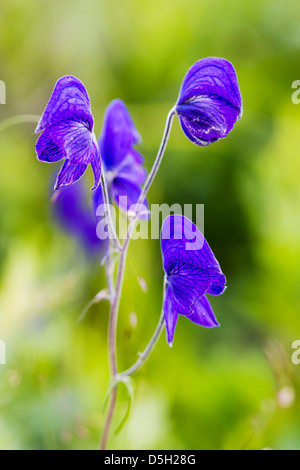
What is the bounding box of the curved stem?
[99,387,117,450]
[135,107,176,216]
[100,172,121,251]
[99,242,130,450]
[105,256,115,302]
[0,114,40,133]
[119,310,165,378]
[99,108,176,449]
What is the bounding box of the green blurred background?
[1,0,300,450]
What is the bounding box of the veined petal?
[161,215,225,276]
[167,263,211,315]
[50,122,94,165]
[50,123,101,189]
[160,215,226,345]
[207,267,226,296]
[55,159,87,190]
[36,76,93,133]
[176,58,242,146]
[178,98,239,146]
[163,286,179,347]
[36,76,101,191]
[36,129,64,162]
[188,295,220,328]
[90,140,101,190]
[99,99,141,169]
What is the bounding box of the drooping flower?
[161,215,226,346]
[92,99,147,216]
[52,176,106,258]
[35,76,101,190]
[176,57,242,146]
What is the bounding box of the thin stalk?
[100,172,121,251]
[99,387,117,450]
[99,241,130,450]
[135,107,176,215]
[119,310,165,378]
[105,252,115,302]
[99,108,176,450]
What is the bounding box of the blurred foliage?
[1,0,300,450]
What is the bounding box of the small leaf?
[114,377,135,434]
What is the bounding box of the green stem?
[99,107,176,450]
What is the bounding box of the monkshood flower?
[52,177,106,258]
[161,215,226,346]
[93,99,147,215]
[35,76,101,190]
[176,57,242,146]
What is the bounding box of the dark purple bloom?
[161,215,226,346]
[35,76,101,190]
[93,99,147,215]
[176,57,242,146]
[52,177,106,258]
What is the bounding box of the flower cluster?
[36,56,242,345]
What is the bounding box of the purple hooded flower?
[92,99,147,215]
[161,215,226,346]
[35,76,101,190]
[52,177,106,258]
[176,57,242,146]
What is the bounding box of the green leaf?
[114,377,135,435]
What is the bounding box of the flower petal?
[49,123,101,189]
[90,141,101,190]
[99,99,141,169]
[116,149,147,185]
[36,76,93,133]
[167,264,211,315]
[50,122,94,165]
[188,295,220,328]
[206,267,226,296]
[110,177,148,218]
[55,160,87,190]
[36,129,64,162]
[176,57,242,146]
[163,286,179,347]
[161,215,224,273]
[161,215,226,311]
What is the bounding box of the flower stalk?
[99,109,176,449]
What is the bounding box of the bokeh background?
[1,0,300,450]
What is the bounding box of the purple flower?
[52,177,106,258]
[176,57,242,146]
[93,99,147,215]
[161,215,226,346]
[35,76,101,190]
